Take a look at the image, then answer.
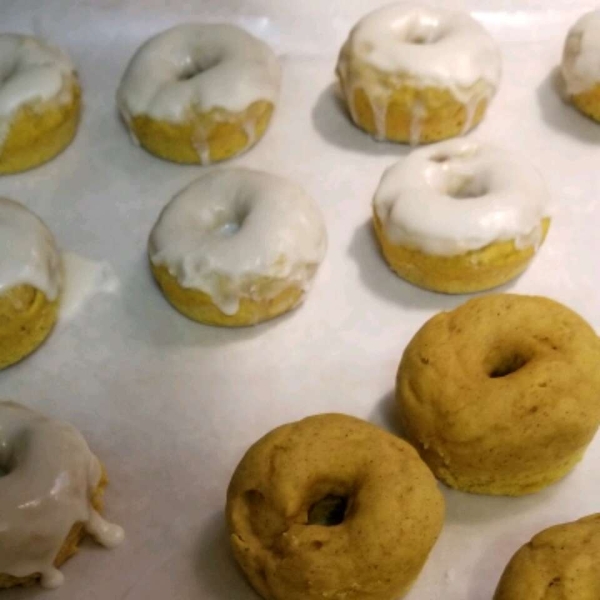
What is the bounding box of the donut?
[493,514,600,599]
[226,413,444,600]
[561,11,600,122]
[335,4,501,144]
[0,197,63,369]
[0,34,81,174]
[117,24,281,164]
[396,294,600,496]
[0,401,124,588]
[372,140,551,293]
[148,168,327,327]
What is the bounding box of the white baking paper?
[1,1,599,598]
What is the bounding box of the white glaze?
[336,3,501,142]
[149,168,327,315]
[117,23,281,122]
[562,10,600,95]
[59,253,120,321]
[373,139,550,256]
[0,401,124,587]
[0,197,62,300]
[0,34,76,147]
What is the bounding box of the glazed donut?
[372,139,551,293]
[0,197,62,369]
[148,168,327,327]
[0,401,124,588]
[494,514,600,599]
[117,24,281,164]
[0,34,81,174]
[336,4,501,144]
[561,10,600,122]
[226,413,444,600]
[397,294,600,496]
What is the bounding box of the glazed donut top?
[373,140,550,255]
[148,168,327,315]
[562,10,600,95]
[0,34,75,121]
[117,24,281,122]
[0,401,124,588]
[0,197,62,301]
[338,4,501,97]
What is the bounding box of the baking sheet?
[1,0,600,598]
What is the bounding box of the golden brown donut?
[396,294,600,495]
[226,413,445,600]
[493,514,600,599]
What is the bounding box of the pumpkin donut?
[226,413,444,600]
[396,294,600,496]
[0,197,62,369]
[0,34,81,174]
[494,514,600,599]
[117,23,280,164]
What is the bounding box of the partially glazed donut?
[494,514,600,599]
[148,168,327,327]
[372,140,551,293]
[117,24,281,164]
[227,413,444,600]
[561,10,600,122]
[0,401,124,588]
[336,4,501,144]
[0,197,63,369]
[397,294,600,495]
[0,34,81,174]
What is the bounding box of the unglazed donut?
[372,140,550,293]
[148,168,327,326]
[0,34,81,174]
[0,198,63,369]
[226,413,444,600]
[336,4,501,144]
[561,11,600,122]
[397,294,600,496]
[117,24,281,164]
[0,401,124,588]
[494,514,600,599]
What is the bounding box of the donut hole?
[488,352,530,378]
[177,56,220,81]
[307,494,349,526]
[214,206,251,237]
[446,174,488,199]
[401,15,443,45]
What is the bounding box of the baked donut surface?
[226,413,444,600]
[397,294,600,495]
[0,34,81,174]
[494,514,600,600]
[336,4,501,144]
[117,23,280,164]
[0,401,124,588]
